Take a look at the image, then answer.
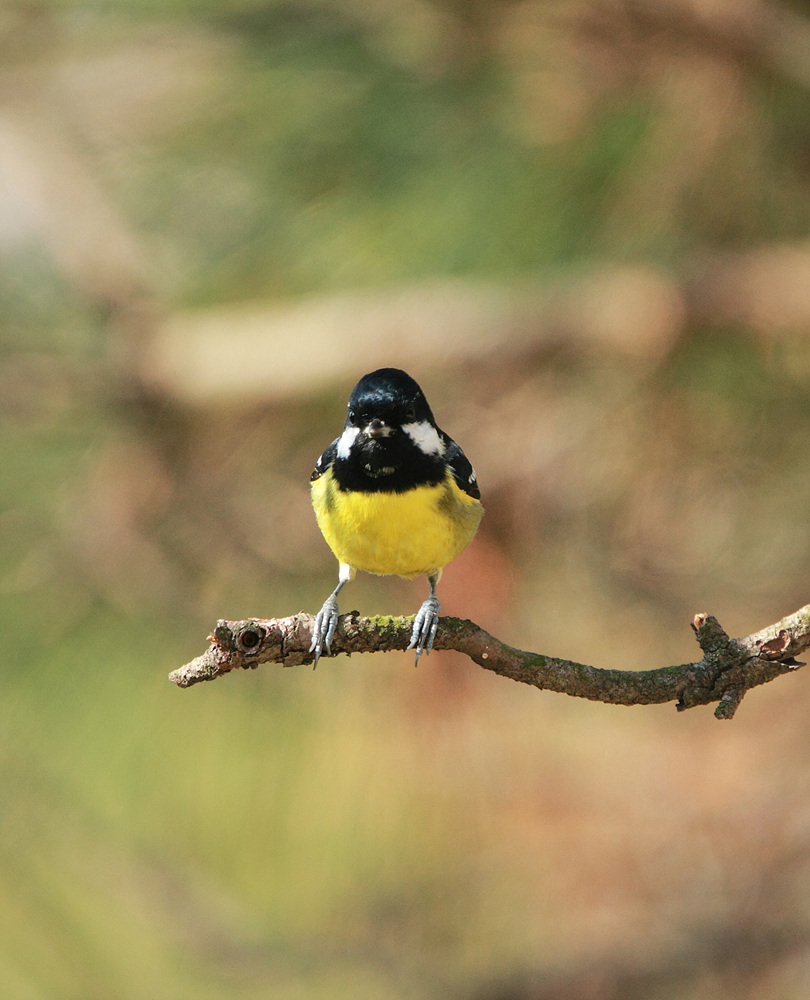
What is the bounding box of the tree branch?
[169,604,810,719]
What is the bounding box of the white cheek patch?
[336,426,360,458]
[403,421,445,456]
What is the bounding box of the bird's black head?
[334,368,445,492]
[345,368,435,433]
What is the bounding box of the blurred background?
[3,1,810,997]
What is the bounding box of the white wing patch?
[403,421,445,456]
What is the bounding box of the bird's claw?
[310,597,340,668]
[408,596,441,665]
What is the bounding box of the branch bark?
[169,603,810,719]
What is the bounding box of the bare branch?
[169,603,810,719]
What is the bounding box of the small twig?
[169,603,809,719]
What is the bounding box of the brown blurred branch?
[142,241,810,406]
[169,603,809,719]
[618,0,810,91]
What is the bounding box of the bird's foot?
[310,596,340,668]
[408,596,441,665]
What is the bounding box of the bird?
[309,367,483,666]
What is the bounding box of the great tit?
[309,367,483,666]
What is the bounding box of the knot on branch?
[172,616,296,687]
[678,613,803,719]
[210,619,270,656]
[751,628,804,666]
[677,613,748,718]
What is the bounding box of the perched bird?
[309,367,483,666]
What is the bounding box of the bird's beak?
[365,418,393,440]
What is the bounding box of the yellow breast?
[311,470,483,579]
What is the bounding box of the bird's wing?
[310,439,339,481]
[442,433,481,500]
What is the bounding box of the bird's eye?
[348,408,358,425]
[404,407,416,422]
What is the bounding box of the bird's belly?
[312,477,483,578]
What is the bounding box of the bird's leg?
[310,567,351,667]
[408,572,441,665]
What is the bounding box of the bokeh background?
[4,1,810,997]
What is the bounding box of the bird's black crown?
[345,368,435,430]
